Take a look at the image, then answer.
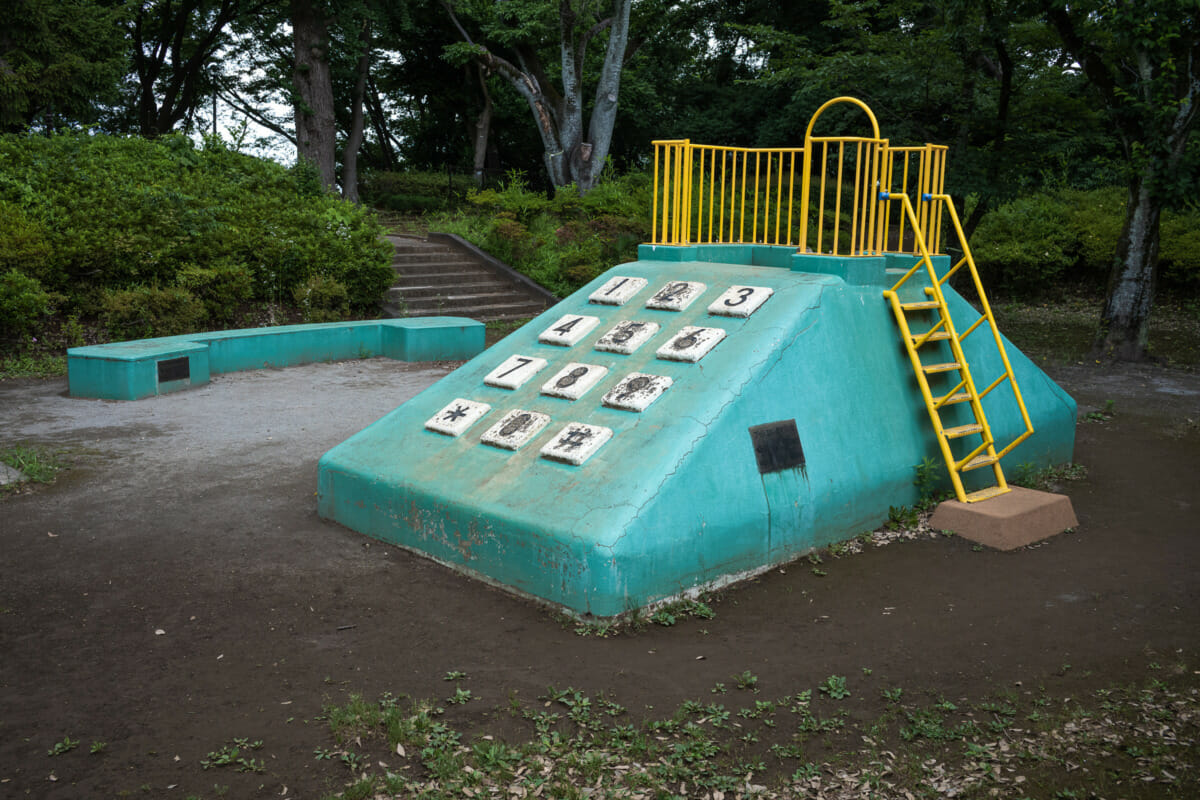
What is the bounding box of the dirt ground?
[1,357,1197,799]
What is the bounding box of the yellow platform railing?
[651,97,947,255]
[651,96,1034,503]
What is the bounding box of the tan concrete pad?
[929,486,1079,550]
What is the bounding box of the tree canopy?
[0,0,1197,361]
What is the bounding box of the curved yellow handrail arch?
[804,95,882,141]
[799,96,885,252]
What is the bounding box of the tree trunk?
[472,63,493,188]
[365,76,396,171]
[341,22,371,204]
[1092,173,1161,361]
[291,0,337,190]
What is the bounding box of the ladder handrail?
[881,191,1033,501]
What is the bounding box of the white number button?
[708,285,773,317]
[480,409,551,450]
[540,363,609,401]
[540,422,613,465]
[589,276,647,306]
[594,320,660,355]
[602,373,673,412]
[645,281,706,311]
[656,326,726,363]
[484,355,548,389]
[424,398,491,437]
[538,314,601,346]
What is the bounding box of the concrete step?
[387,299,551,320]
[388,281,512,300]
[390,251,464,265]
[381,234,556,322]
[390,270,495,287]
[392,261,490,276]
[399,290,544,312]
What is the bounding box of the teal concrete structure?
[67,317,485,401]
[317,246,1076,617]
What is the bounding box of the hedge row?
[0,132,393,343]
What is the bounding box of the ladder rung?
[935,391,972,406]
[922,362,961,374]
[901,301,941,311]
[962,454,999,471]
[910,331,952,344]
[964,486,1011,503]
[943,424,983,439]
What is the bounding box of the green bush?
[0,269,56,340]
[431,170,652,297]
[971,186,1200,295]
[100,285,206,340]
[0,131,393,344]
[176,259,254,324]
[1159,212,1200,291]
[292,274,350,323]
[361,170,475,212]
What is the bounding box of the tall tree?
[0,0,128,132]
[291,0,338,187]
[129,0,246,137]
[1042,0,1200,361]
[442,0,634,193]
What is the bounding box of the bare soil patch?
[1,358,1197,799]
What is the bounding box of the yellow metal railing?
[881,192,1034,502]
[651,97,947,255]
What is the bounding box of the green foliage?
[100,285,207,340]
[431,170,652,297]
[176,260,254,324]
[292,274,350,323]
[0,269,56,340]
[0,131,392,346]
[46,735,78,756]
[0,444,64,484]
[971,186,1200,295]
[362,171,476,212]
[0,0,129,131]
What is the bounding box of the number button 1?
[707,285,774,318]
[588,276,647,306]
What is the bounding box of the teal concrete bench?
[67,317,485,401]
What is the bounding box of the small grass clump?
[313,666,1200,799]
[1,444,66,491]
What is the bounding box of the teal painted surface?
[317,247,1076,616]
[67,318,485,401]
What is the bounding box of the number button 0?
[480,409,551,450]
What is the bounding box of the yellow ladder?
[880,193,1034,503]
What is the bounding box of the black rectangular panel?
[157,356,190,383]
[749,419,805,474]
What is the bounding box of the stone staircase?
[382,233,557,322]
